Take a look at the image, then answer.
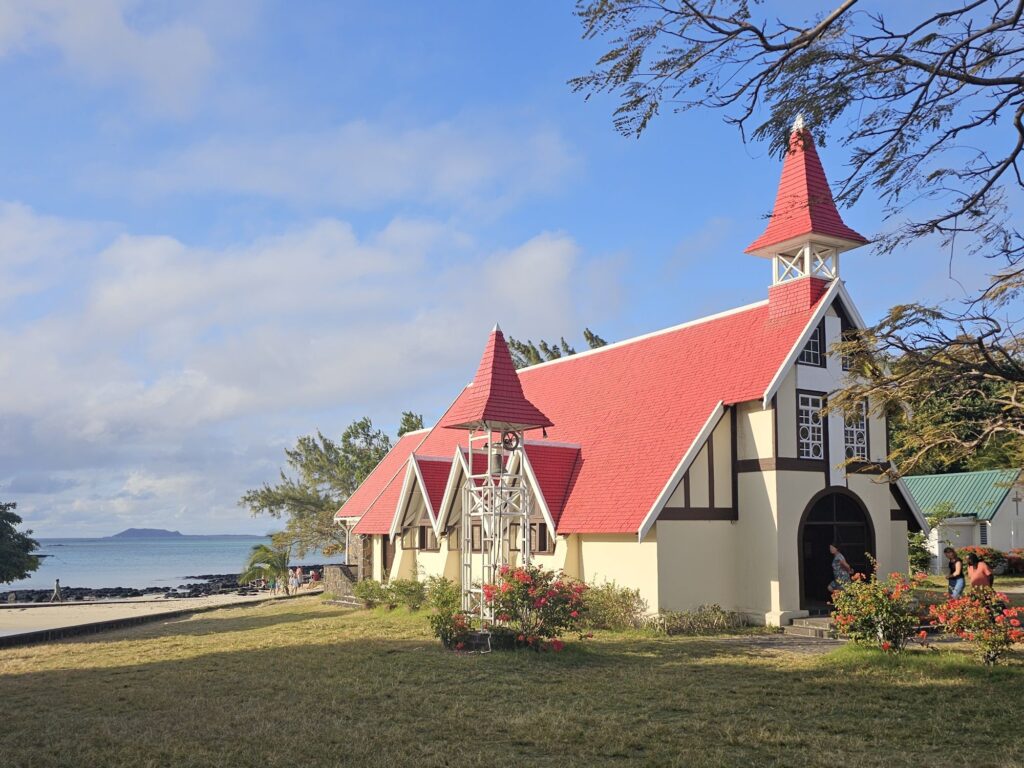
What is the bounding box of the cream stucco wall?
[736,400,773,460]
[656,520,736,611]
[578,532,659,611]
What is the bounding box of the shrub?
[908,530,933,574]
[930,586,1024,665]
[352,579,385,608]
[483,564,587,651]
[956,546,1007,573]
[582,581,649,630]
[1007,549,1024,575]
[389,579,426,610]
[831,567,923,652]
[658,604,748,636]
[425,576,470,649]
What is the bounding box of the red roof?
[349,292,828,536]
[346,430,427,534]
[414,455,451,515]
[441,325,553,431]
[745,128,867,254]
[523,442,581,527]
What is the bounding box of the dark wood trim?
[707,434,715,509]
[683,469,690,507]
[660,507,738,521]
[736,458,827,473]
[730,406,739,517]
[797,320,827,368]
[771,394,779,459]
[890,484,923,533]
[890,508,912,522]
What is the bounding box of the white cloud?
[130,118,577,209]
[0,0,215,116]
[0,203,618,535]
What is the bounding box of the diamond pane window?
[844,400,868,461]
[798,323,824,366]
[798,393,825,460]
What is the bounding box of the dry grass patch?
[0,597,1021,768]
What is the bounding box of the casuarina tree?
[0,502,40,584]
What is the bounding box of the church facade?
[337,122,927,626]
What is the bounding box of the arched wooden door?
[799,489,875,608]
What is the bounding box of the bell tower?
[745,115,868,287]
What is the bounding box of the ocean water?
[6,537,348,591]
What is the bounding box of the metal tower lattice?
[460,428,532,623]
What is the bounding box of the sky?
[0,1,1004,536]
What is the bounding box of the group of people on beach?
[268,567,321,596]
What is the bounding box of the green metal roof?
[902,469,1021,522]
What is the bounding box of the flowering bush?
[831,567,924,652]
[1006,549,1024,575]
[425,576,471,649]
[929,586,1024,665]
[483,564,587,651]
[956,546,1007,573]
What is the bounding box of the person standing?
[966,553,994,589]
[944,547,965,597]
[50,579,63,603]
[828,544,853,594]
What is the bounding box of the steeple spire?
[442,325,553,432]
[746,116,867,285]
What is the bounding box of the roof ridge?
[906,468,1021,480]
[517,298,769,374]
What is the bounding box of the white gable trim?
[517,450,559,535]
[388,460,418,542]
[435,447,471,533]
[637,401,725,542]
[761,279,866,408]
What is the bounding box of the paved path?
[0,589,323,644]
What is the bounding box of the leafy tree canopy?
[574,1,1024,474]
[0,502,40,584]
[508,327,608,369]
[398,411,425,436]
[240,417,394,557]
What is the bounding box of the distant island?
[105,528,265,540]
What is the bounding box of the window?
[797,393,825,460]
[508,522,520,551]
[798,323,825,367]
[529,523,554,555]
[447,525,460,551]
[844,400,868,461]
[980,523,989,546]
[419,525,438,551]
[470,523,482,552]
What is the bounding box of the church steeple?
[745,115,867,285]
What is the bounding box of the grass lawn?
[918,574,1024,591]
[1,598,1022,768]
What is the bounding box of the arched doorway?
[799,488,875,609]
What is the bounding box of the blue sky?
[0,1,998,536]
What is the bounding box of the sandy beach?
[0,589,322,640]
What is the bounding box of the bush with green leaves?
[908,531,933,574]
[582,581,649,630]
[352,579,385,607]
[425,576,470,649]
[831,568,923,652]
[389,579,426,610]
[956,546,1007,573]
[658,604,748,636]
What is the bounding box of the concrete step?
[782,624,834,640]
[790,617,832,629]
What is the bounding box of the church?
[336,120,927,626]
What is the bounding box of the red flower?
[917,630,928,640]
[1012,619,1021,627]
[881,641,892,651]
[570,610,579,618]
[455,642,465,651]
[481,583,497,601]
[550,639,564,653]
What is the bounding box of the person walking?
[966,553,994,589]
[944,547,965,597]
[827,544,853,595]
[49,579,63,603]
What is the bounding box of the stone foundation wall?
[323,565,358,597]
